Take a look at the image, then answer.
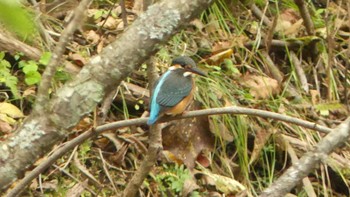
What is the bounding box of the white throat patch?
[183,71,193,77]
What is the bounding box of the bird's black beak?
[189,67,207,77]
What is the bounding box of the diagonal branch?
[260,117,350,197]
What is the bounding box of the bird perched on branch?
[147,56,207,125]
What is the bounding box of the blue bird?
[147,56,207,125]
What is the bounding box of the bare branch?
[294,0,314,35]
[0,30,41,60]
[122,124,162,197]
[260,118,350,197]
[6,106,333,196]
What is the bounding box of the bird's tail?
[147,106,160,125]
[147,116,158,125]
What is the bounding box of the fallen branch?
[6,106,332,196]
[260,117,350,197]
[294,0,314,35]
[0,30,41,60]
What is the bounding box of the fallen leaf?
[68,52,87,67]
[0,120,12,133]
[310,89,320,105]
[75,117,92,131]
[40,179,58,191]
[209,118,233,142]
[0,102,24,118]
[196,152,211,167]
[162,101,215,169]
[86,30,100,44]
[182,178,199,197]
[205,48,233,65]
[275,8,301,36]
[241,74,280,99]
[0,102,24,125]
[249,128,272,165]
[198,166,246,194]
[66,179,88,197]
[97,16,120,29]
[22,86,36,98]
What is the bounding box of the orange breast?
[165,82,195,115]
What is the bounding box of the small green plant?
[152,164,193,196]
[19,60,41,85]
[0,52,19,98]
[18,52,51,86]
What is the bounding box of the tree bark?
[0,0,214,191]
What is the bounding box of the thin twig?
[98,149,118,192]
[34,0,92,114]
[122,55,159,196]
[244,39,304,50]
[250,3,271,26]
[30,0,54,49]
[97,87,119,125]
[346,2,350,113]
[120,0,128,28]
[97,0,118,33]
[5,106,333,196]
[291,51,309,93]
[52,164,96,195]
[260,118,350,197]
[294,0,314,35]
[122,124,162,197]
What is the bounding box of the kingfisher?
[147,56,207,125]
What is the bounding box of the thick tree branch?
[0,0,214,191]
[6,106,332,196]
[0,30,41,60]
[260,117,350,197]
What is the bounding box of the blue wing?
[147,70,192,125]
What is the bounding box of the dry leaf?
[22,86,36,98]
[196,152,211,167]
[162,102,215,169]
[109,143,129,166]
[199,167,246,194]
[275,8,301,35]
[69,52,87,67]
[0,120,12,133]
[182,178,199,197]
[209,118,233,142]
[66,179,88,197]
[0,102,24,118]
[73,117,91,131]
[86,30,100,44]
[310,89,320,105]
[249,129,272,165]
[97,16,120,29]
[0,102,24,125]
[242,74,280,99]
[205,48,233,65]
